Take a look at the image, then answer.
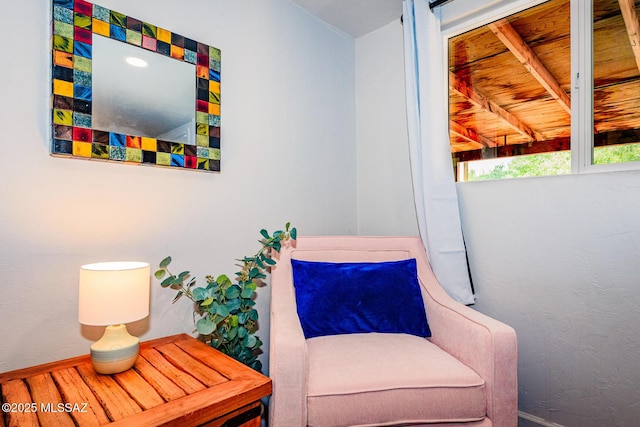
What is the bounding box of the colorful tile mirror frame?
[51,0,221,172]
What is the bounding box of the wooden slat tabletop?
[0,334,271,427]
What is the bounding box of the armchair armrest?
[269,261,308,426]
[417,260,518,427]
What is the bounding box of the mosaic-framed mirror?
[51,0,221,172]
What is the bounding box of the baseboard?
[518,411,566,427]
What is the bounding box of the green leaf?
[216,305,230,318]
[217,274,231,286]
[154,269,166,280]
[226,298,242,312]
[290,227,297,240]
[238,326,247,338]
[206,281,220,292]
[229,315,239,327]
[260,229,270,239]
[159,256,172,268]
[225,285,241,299]
[196,317,217,335]
[264,258,276,266]
[192,287,208,301]
[245,334,257,348]
[227,326,238,340]
[238,312,249,325]
[210,311,224,323]
[201,297,214,306]
[210,337,222,350]
[172,291,184,303]
[241,287,254,299]
[285,222,291,231]
[248,309,259,321]
[248,267,260,279]
[160,276,175,288]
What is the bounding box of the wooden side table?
[0,334,271,427]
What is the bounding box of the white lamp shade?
[79,261,150,326]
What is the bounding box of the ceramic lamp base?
[90,324,139,374]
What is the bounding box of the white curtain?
[403,0,474,304]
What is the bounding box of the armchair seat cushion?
[306,333,486,426]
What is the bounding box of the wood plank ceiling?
[448,0,640,162]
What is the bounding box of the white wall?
[355,15,640,427]
[0,0,356,373]
[355,20,419,236]
[458,172,640,427]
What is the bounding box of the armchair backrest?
[271,236,459,337]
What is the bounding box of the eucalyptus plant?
[155,223,297,372]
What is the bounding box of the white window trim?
[442,0,640,177]
[441,0,547,35]
[571,0,593,173]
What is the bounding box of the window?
[592,0,640,165]
[446,0,640,181]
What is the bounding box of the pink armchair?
[269,236,517,426]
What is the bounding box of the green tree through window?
[468,144,640,181]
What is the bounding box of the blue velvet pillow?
[291,258,431,339]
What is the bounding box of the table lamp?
[78,261,150,374]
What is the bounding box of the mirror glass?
[50,0,221,172]
[92,35,195,144]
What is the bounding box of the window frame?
[441,0,640,179]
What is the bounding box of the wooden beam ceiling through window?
[449,119,497,148]
[618,0,640,73]
[452,127,640,162]
[488,19,572,115]
[449,71,543,143]
[452,136,571,162]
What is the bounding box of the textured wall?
[355,10,640,427]
[355,20,419,236]
[0,0,356,373]
[458,172,640,426]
